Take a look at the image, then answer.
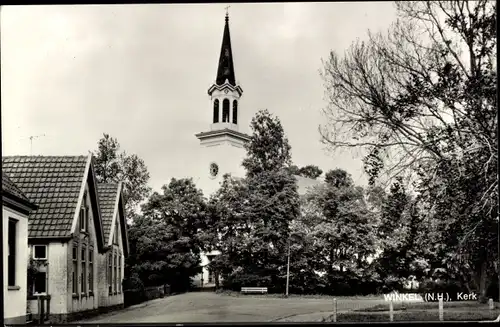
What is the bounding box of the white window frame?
[8,218,18,287]
[89,247,94,293]
[81,246,86,294]
[72,246,78,295]
[33,245,48,261]
[33,270,48,295]
[80,193,89,232]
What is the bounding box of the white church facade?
[194,12,249,199]
[192,12,247,289]
[192,12,322,289]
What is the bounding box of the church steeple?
[215,13,236,86]
[203,10,245,134]
[194,9,251,200]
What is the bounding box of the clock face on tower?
[209,162,219,179]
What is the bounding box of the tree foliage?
[93,133,152,217]
[242,109,292,177]
[319,0,497,301]
[210,109,301,292]
[127,178,207,292]
[303,169,378,291]
[288,164,324,179]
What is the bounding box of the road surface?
[74,292,389,323]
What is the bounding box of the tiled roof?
[2,156,88,238]
[2,171,32,203]
[97,183,119,243]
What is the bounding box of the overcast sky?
[1,3,397,194]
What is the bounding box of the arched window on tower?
[222,99,230,122]
[213,99,219,123]
[232,100,238,124]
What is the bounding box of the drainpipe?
[286,238,291,297]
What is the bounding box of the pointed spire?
[215,11,236,86]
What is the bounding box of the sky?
[1,3,397,194]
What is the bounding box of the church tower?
[195,12,250,198]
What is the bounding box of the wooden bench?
[241,287,268,294]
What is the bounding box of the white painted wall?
[29,181,100,317]
[3,205,29,323]
[27,242,69,316]
[196,80,248,198]
[197,139,247,198]
[68,181,99,313]
[98,208,125,308]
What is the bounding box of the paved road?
[75,292,390,323]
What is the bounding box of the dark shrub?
[486,280,499,301]
[417,279,468,301]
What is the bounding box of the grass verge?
[356,300,499,312]
[323,301,500,322]
[215,289,380,300]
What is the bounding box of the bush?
[123,273,145,291]
[417,279,468,301]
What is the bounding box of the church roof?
[215,13,236,86]
[295,175,323,196]
[195,128,250,142]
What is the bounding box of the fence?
[323,297,499,322]
[123,284,170,307]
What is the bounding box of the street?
[74,292,388,323]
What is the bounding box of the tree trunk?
[478,261,489,303]
[328,247,335,288]
[215,270,220,290]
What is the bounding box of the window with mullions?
[108,253,113,294]
[114,252,118,293]
[72,246,78,294]
[81,247,86,293]
[89,248,94,293]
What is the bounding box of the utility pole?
[286,238,291,297]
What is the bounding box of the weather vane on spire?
[225,5,231,19]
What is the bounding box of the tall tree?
[94,134,121,183]
[218,109,301,292]
[319,0,497,301]
[243,109,292,176]
[119,153,152,217]
[372,179,427,291]
[207,174,251,289]
[93,133,152,217]
[136,178,208,292]
[305,169,378,293]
